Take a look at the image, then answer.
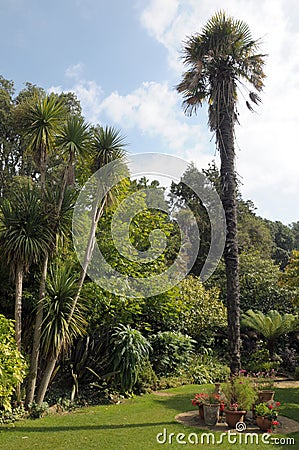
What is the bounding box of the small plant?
[0,404,26,424]
[191,392,221,406]
[222,374,258,411]
[255,401,281,431]
[28,401,49,419]
[251,369,276,390]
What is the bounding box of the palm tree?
[56,115,91,210]
[241,309,299,359]
[36,262,87,404]
[0,186,52,351]
[36,126,127,404]
[25,187,76,406]
[25,94,65,191]
[23,94,65,405]
[177,11,266,373]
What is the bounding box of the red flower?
[268,404,273,409]
[272,421,279,426]
[276,402,281,407]
[267,429,273,433]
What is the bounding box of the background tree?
[241,309,299,360]
[0,186,52,351]
[177,11,266,373]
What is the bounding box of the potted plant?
[202,392,222,426]
[252,370,276,402]
[222,375,258,428]
[191,393,208,419]
[255,401,280,432]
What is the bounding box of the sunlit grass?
[0,384,298,450]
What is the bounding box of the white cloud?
[65,63,84,80]
[98,81,210,164]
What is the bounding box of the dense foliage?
[0,73,298,414]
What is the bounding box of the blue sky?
[1,0,298,224]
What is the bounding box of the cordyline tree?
[177,11,266,373]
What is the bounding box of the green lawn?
[0,385,298,450]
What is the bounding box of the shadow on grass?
[2,421,175,434]
[151,392,199,413]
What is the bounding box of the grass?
[0,384,298,450]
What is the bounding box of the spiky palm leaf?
[92,125,127,170]
[0,186,52,270]
[25,94,65,189]
[56,115,91,185]
[241,309,299,340]
[177,10,266,126]
[41,263,87,358]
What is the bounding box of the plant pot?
[224,410,246,428]
[203,404,220,426]
[256,415,272,431]
[198,403,204,420]
[258,390,275,402]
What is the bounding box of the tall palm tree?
[24,94,65,405]
[25,187,76,406]
[177,11,266,373]
[36,262,87,404]
[0,187,52,351]
[36,126,127,404]
[56,115,91,211]
[25,94,65,191]
[241,309,299,359]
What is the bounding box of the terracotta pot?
[198,403,204,419]
[203,404,220,426]
[258,390,275,402]
[224,410,246,428]
[256,415,272,431]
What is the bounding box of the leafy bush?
[279,346,298,373]
[155,375,191,390]
[0,404,26,424]
[0,314,27,411]
[188,351,230,384]
[245,348,280,373]
[150,331,195,377]
[28,401,49,419]
[108,324,151,392]
[133,359,157,394]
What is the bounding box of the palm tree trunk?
[36,355,57,405]
[25,252,48,406]
[40,146,47,192]
[14,261,23,402]
[15,262,23,352]
[217,81,241,375]
[36,193,106,404]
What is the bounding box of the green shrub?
[28,401,49,419]
[0,404,26,424]
[150,331,195,377]
[133,359,157,394]
[156,375,191,390]
[295,367,299,380]
[0,314,27,411]
[245,348,280,373]
[108,324,151,393]
[189,351,230,384]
